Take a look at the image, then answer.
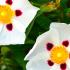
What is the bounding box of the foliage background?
[1,0,70,70]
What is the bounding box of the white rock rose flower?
[25,22,70,70]
[0,0,39,45]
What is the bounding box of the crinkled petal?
[0,0,6,5]
[12,19,25,32]
[66,45,70,52]
[12,0,39,29]
[50,64,60,70]
[51,22,70,52]
[50,22,70,42]
[26,55,50,70]
[25,28,59,60]
[66,59,70,69]
[0,23,26,45]
[12,0,39,10]
[14,7,39,29]
[0,23,4,33]
[25,51,50,61]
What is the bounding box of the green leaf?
[29,0,49,6]
[60,0,68,8]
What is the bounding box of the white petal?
[51,22,70,52]
[26,56,50,70]
[0,0,6,5]
[66,59,70,69]
[66,45,70,52]
[66,24,70,52]
[14,7,39,29]
[12,0,39,11]
[11,0,39,29]
[67,68,70,70]
[0,23,4,33]
[50,64,60,70]
[50,22,70,42]
[12,19,25,32]
[25,51,50,61]
[0,24,26,45]
[25,28,59,60]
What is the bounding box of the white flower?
[0,0,39,45]
[25,22,70,70]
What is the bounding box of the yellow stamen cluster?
[0,5,15,24]
[50,45,69,64]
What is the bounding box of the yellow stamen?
[0,5,15,24]
[50,45,69,64]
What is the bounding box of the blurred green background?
[1,0,70,70]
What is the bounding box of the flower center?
[50,45,69,64]
[0,5,15,24]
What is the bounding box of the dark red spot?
[60,63,66,70]
[47,60,54,66]
[46,43,53,51]
[15,10,22,16]
[6,24,13,31]
[62,40,69,47]
[6,0,13,5]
